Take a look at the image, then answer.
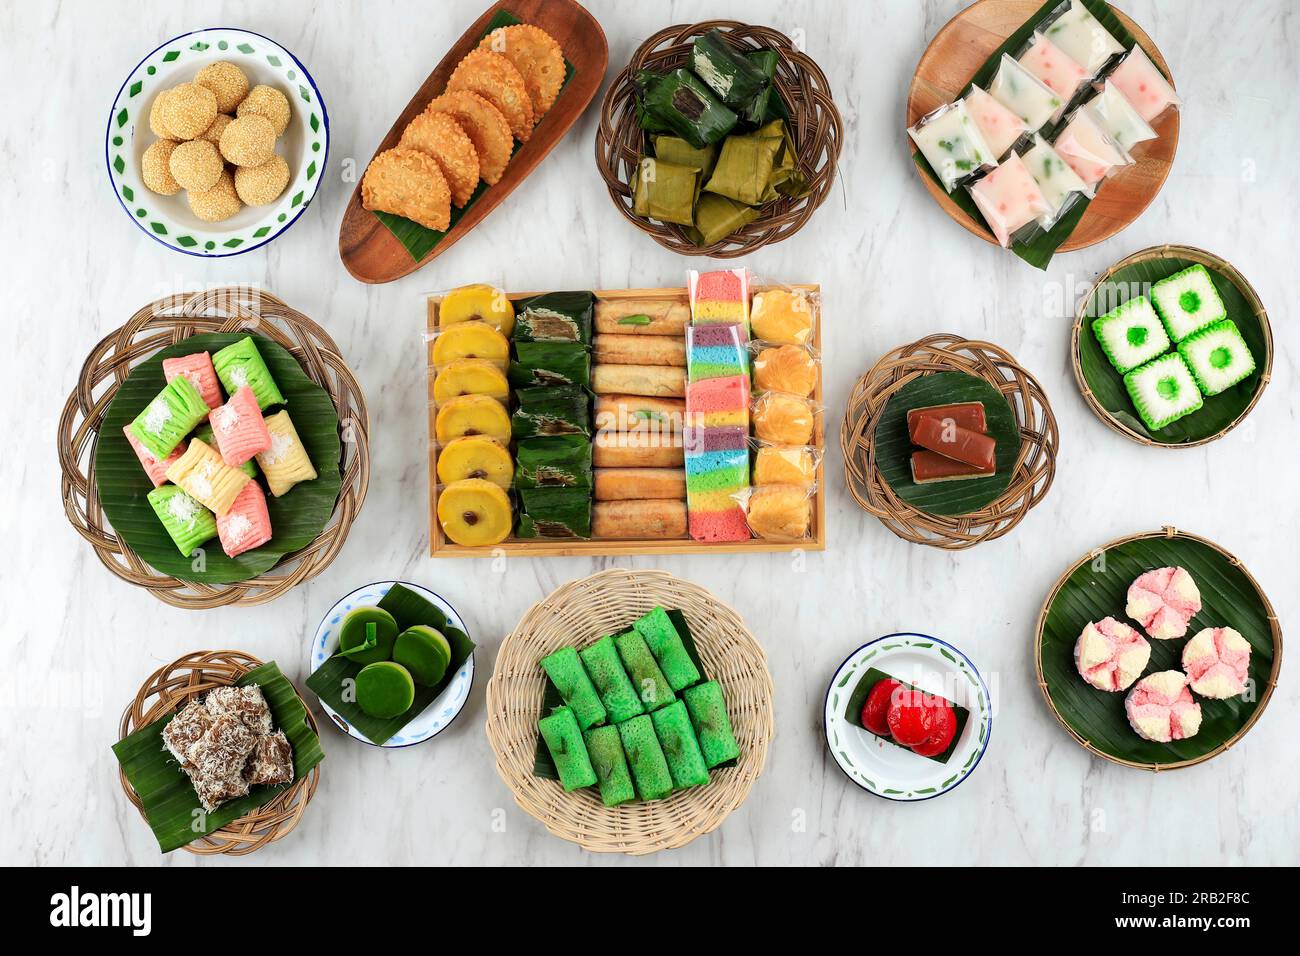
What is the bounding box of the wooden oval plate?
[338,0,607,284]
[906,0,1178,252]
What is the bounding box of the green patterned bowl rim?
[105,27,329,257]
[823,632,993,802]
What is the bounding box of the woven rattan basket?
[1033,527,1283,771]
[117,650,321,855]
[1070,244,1273,448]
[485,568,774,855]
[58,287,369,608]
[594,20,842,257]
[841,333,1058,550]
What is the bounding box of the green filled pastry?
[539,646,606,730]
[579,634,644,724]
[584,725,636,807]
[618,714,673,801]
[682,680,741,768]
[633,607,701,691]
[614,630,675,712]
[651,699,710,790]
[146,485,217,556]
[539,706,597,792]
[131,374,209,460]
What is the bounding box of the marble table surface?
[2,0,1296,866]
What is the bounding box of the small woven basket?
[58,287,370,608]
[485,568,774,855]
[841,333,1059,549]
[1033,527,1283,772]
[1071,244,1273,448]
[117,650,321,856]
[594,20,842,257]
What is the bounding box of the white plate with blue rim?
[105,27,328,256]
[823,632,992,802]
[309,581,474,749]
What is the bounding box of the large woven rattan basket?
[58,287,369,608]
[117,650,321,856]
[486,569,774,855]
[594,20,842,257]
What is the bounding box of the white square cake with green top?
[1092,295,1170,373]
[1177,319,1256,396]
[1123,353,1204,431]
[1149,264,1227,342]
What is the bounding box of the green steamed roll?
[634,607,701,691]
[614,630,676,712]
[682,680,741,768]
[617,714,673,801]
[538,706,597,792]
[583,725,636,807]
[579,635,644,724]
[539,646,606,730]
[650,699,710,790]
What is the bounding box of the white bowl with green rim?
[105,27,328,257]
[824,633,992,802]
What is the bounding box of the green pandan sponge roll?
[651,699,710,790]
[538,706,597,792]
[580,635,644,724]
[618,714,673,801]
[682,680,741,768]
[634,607,701,691]
[539,646,606,730]
[583,725,636,807]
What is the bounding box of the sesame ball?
[220,115,277,167]
[187,169,242,222]
[194,61,250,113]
[148,90,176,138]
[160,82,218,140]
[168,139,224,191]
[234,155,290,205]
[199,113,234,145]
[141,139,182,195]
[236,84,291,136]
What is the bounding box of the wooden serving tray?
[338,0,608,283]
[426,285,826,557]
[907,0,1178,252]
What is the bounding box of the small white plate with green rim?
[823,633,992,802]
[105,27,328,256]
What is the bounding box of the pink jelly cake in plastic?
[217,481,272,558]
[211,386,273,467]
[162,352,223,411]
[1124,670,1201,743]
[123,426,184,487]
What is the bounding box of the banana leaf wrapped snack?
[632,158,701,226]
[633,68,737,149]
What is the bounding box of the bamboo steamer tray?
[485,568,773,854]
[907,0,1178,252]
[338,0,608,283]
[426,284,825,557]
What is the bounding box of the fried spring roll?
[594,298,689,336]
[593,334,687,367]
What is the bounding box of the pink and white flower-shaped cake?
[1126,566,1201,640]
[1125,670,1202,743]
[1074,617,1151,691]
[1182,627,1251,699]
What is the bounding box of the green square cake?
[538,706,597,792]
[1123,353,1204,431]
[130,374,210,460]
[1177,319,1256,397]
[633,607,701,691]
[579,635,644,724]
[614,630,676,712]
[583,725,636,807]
[681,680,741,768]
[1091,295,1170,373]
[1149,264,1227,342]
[650,700,710,790]
[617,714,673,801]
[539,646,606,730]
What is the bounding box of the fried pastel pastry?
[425,90,513,186]
[447,49,534,142]
[478,24,565,118]
[399,111,481,207]
[361,147,451,232]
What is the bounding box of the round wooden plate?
[906,0,1179,252]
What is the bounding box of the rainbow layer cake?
[687,324,750,383]
[689,268,751,330]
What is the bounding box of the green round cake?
[355,661,415,719]
[392,625,452,686]
[336,606,399,665]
